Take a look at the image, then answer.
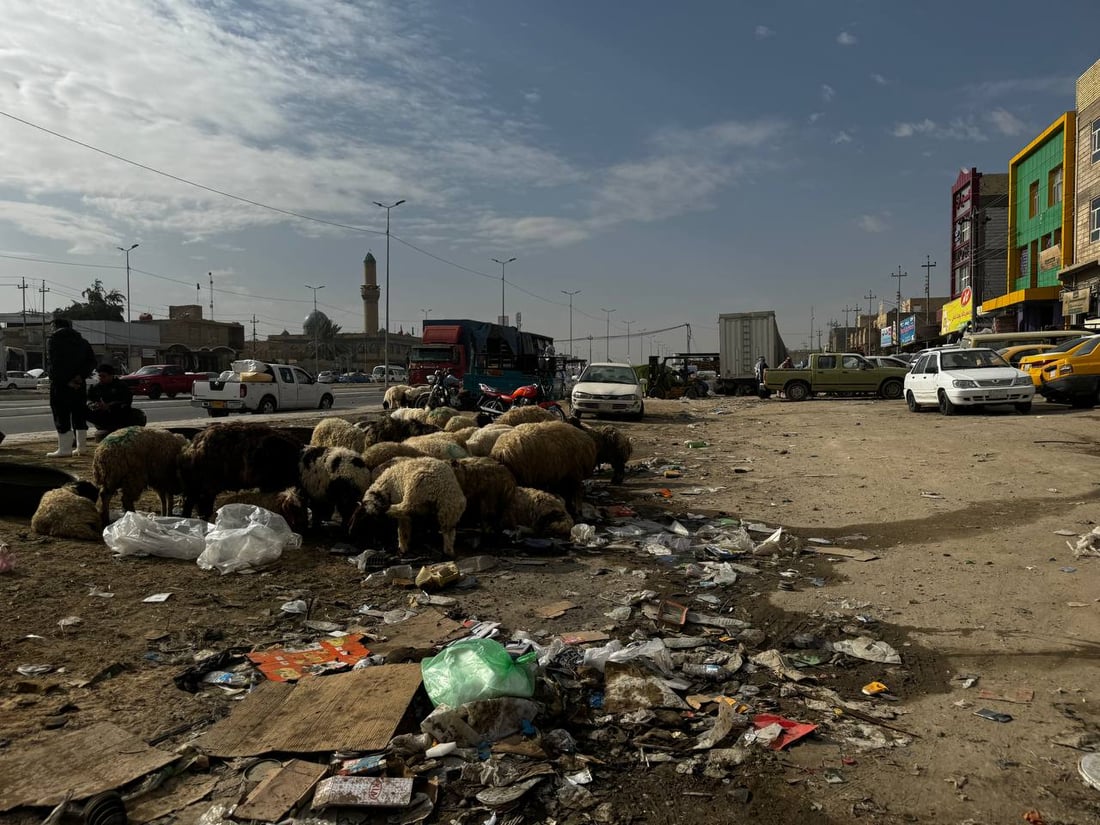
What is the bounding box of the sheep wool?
[311,417,367,452]
[31,481,103,541]
[382,384,413,410]
[362,414,439,446]
[425,406,458,428]
[299,445,374,529]
[362,440,425,469]
[489,421,597,515]
[353,456,466,557]
[450,457,517,532]
[496,405,557,426]
[504,487,574,538]
[465,423,513,457]
[444,415,479,433]
[448,426,478,448]
[579,422,633,485]
[92,426,189,524]
[402,432,469,461]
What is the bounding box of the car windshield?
[579,366,638,384]
[940,350,1009,370]
[1046,336,1093,354]
[134,366,160,375]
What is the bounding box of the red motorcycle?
[477,382,566,421]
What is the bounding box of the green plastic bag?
[421,638,537,707]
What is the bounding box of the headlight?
[621,394,639,402]
[1060,364,1074,374]
[573,391,592,400]
[952,379,977,389]
[1012,375,1032,386]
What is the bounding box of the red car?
[120,365,203,399]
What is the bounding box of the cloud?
[833,131,852,144]
[856,214,888,233]
[960,76,1074,101]
[523,90,541,104]
[754,25,775,39]
[808,112,825,124]
[870,73,888,86]
[821,84,836,103]
[837,31,857,46]
[987,108,1026,136]
[0,200,119,254]
[890,118,986,141]
[891,119,938,138]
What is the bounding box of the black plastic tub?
[0,462,78,518]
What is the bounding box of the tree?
[55,279,125,321]
[303,312,347,363]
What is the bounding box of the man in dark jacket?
[46,317,97,458]
[86,363,147,437]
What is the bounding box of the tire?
[1014,401,1032,414]
[880,378,903,400]
[937,390,956,416]
[906,391,921,412]
[415,394,431,409]
[571,410,582,419]
[319,394,334,410]
[147,385,162,400]
[5,383,15,390]
[545,404,567,421]
[256,395,277,414]
[785,381,811,402]
[627,402,645,422]
[484,399,505,414]
[166,391,177,399]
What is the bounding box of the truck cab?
[764,352,907,401]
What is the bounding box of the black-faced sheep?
[568,417,634,485]
[361,414,440,446]
[92,427,189,524]
[496,405,558,426]
[362,441,425,469]
[217,488,309,534]
[466,423,513,457]
[31,481,102,541]
[311,417,366,452]
[350,456,466,558]
[489,421,597,516]
[402,432,469,461]
[504,487,574,538]
[179,421,303,521]
[299,445,373,530]
[450,457,517,532]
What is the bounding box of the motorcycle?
[416,373,463,410]
[477,382,566,421]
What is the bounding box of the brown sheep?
[504,487,574,538]
[568,417,634,484]
[465,423,513,457]
[444,415,480,432]
[489,421,597,516]
[402,432,469,461]
[450,457,517,532]
[31,481,102,541]
[92,427,189,524]
[496,405,557,426]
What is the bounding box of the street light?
[116,243,138,370]
[491,257,516,325]
[601,307,615,360]
[622,320,634,366]
[561,289,581,359]
[373,199,406,390]
[305,284,325,375]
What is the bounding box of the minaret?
[360,252,380,333]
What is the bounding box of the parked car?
[1019,334,1100,407]
[997,343,1058,368]
[317,370,337,384]
[2,371,41,390]
[570,361,644,420]
[904,347,1034,415]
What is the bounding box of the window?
[1030,239,1039,276]
[817,355,837,369]
[1029,181,1039,217]
[1093,119,1100,163]
[1048,165,1063,206]
[1091,196,1100,243]
[278,367,295,384]
[955,264,970,292]
[1019,246,1029,275]
[841,355,865,369]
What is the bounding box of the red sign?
[960,287,972,307]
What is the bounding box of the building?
[140,305,245,372]
[981,112,1077,330]
[1059,58,1100,324]
[360,252,380,333]
[943,169,1009,337]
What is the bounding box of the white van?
[371,365,408,384]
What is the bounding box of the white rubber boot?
[73,429,88,456]
[46,432,74,458]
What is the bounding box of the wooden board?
[194,664,422,757]
[0,722,177,812]
[233,760,328,822]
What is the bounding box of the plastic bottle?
[682,663,728,680]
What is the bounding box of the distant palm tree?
[304,313,345,365]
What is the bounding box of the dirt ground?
[1,396,1099,825]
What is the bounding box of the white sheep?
[382,384,413,409]
[466,423,514,457]
[444,415,480,432]
[450,457,517,532]
[490,421,597,516]
[496,405,558,426]
[31,481,103,541]
[92,427,189,524]
[311,417,367,452]
[402,432,469,461]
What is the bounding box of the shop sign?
[899,315,917,345]
[879,326,894,347]
[1062,287,1091,316]
[940,289,972,335]
[1039,244,1061,271]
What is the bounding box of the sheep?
[382,384,413,410]
[361,414,440,446]
[489,421,597,516]
[448,426,478,448]
[311,417,366,452]
[386,406,423,422]
[568,417,634,485]
[217,488,309,534]
[402,432,469,461]
[179,421,303,521]
[503,487,574,538]
[350,457,466,557]
[466,423,514,457]
[362,441,425,469]
[424,406,458,428]
[450,457,517,532]
[92,427,189,524]
[444,415,480,432]
[496,405,558,426]
[31,481,102,541]
[299,445,373,529]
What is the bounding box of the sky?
[0,0,1097,360]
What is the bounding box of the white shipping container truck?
[715,311,789,395]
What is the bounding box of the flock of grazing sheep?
[29,403,634,558]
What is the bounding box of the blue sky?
[0,0,1095,358]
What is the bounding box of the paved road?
[0,386,384,438]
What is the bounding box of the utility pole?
[250,315,258,356]
[373,199,406,391]
[842,304,858,351]
[817,328,824,352]
[921,255,937,332]
[600,308,615,360]
[561,289,581,359]
[39,280,50,370]
[492,257,517,326]
[587,334,593,364]
[623,320,634,366]
[891,266,907,355]
[864,290,877,354]
[809,306,815,352]
[17,278,29,369]
[209,272,214,321]
[117,244,139,370]
[305,284,325,376]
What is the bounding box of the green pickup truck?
[764,352,908,401]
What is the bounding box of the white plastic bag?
[196,504,301,574]
[103,511,211,560]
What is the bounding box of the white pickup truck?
[190,360,335,417]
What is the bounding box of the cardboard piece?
[247,634,371,682]
[977,687,1034,705]
[560,630,610,645]
[195,664,423,757]
[368,609,465,655]
[805,546,880,562]
[0,722,177,812]
[313,776,413,809]
[127,776,218,824]
[536,600,577,619]
[234,760,329,822]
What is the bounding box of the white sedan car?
[904,347,1035,415]
[570,362,644,420]
[2,370,41,390]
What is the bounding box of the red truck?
[120,365,203,399]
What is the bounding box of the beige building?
[1059,57,1100,323]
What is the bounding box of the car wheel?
[1014,401,1032,414]
[5,383,15,390]
[937,390,956,416]
[166,391,178,399]
[906,391,921,412]
[256,395,277,414]
[785,381,811,402]
[147,385,162,400]
[628,402,644,421]
[319,394,334,410]
[571,410,582,419]
[880,378,903,400]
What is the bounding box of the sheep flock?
[29,404,634,559]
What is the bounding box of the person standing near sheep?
[45,317,97,458]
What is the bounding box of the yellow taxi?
[1019,334,1100,407]
[997,343,1055,368]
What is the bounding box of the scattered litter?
[1061,567,1078,574]
[421,638,536,707]
[196,504,302,574]
[1068,527,1100,558]
[0,542,14,574]
[313,776,414,809]
[861,681,889,697]
[15,664,53,677]
[86,586,114,598]
[142,592,172,603]
[805,546,880,562]
[415,561,461,590]
[247,634,371,682]
[280,599,308,614]
[749,714,817,750]
[235,759,328,822]
[831,637,902,665]
[977,687,1034,705]
[561,630,610,645]
[974,708,1013,723]
[1054,529,1077,536]
[57,616,82,631]
[919,491,945,500]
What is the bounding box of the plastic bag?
[196,504,302,574]
[421,638,536,708]
[582,638,673,675]
[103,511,211,560]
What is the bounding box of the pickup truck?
[190,361,335,417]
[120,365,204,399]
[764,352,908,401]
